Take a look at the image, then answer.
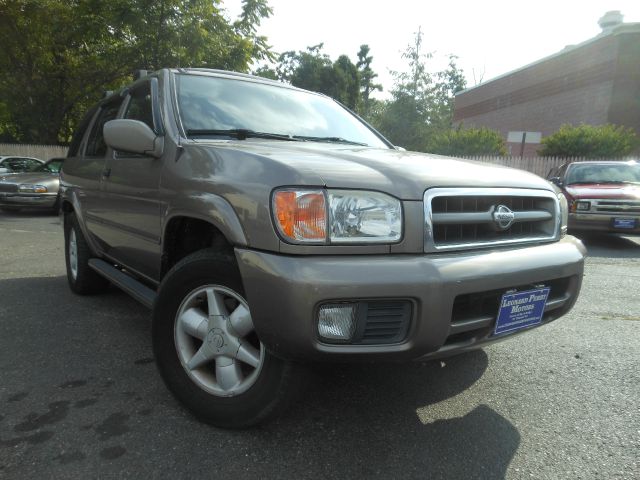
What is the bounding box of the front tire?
[152,249,300,428]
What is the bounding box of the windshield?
[32,159,63,173]
[45,159,63,173]
[566,162,640,185]
[176,74,389,148]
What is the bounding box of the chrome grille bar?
[432,210,552,225]
[424,188,560,252]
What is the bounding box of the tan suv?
[60,69,586,427]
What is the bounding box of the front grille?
[594,200,640,213]
[424,188,559,252]
[443,276,574,347]
[0,182,18,193]
[352,301,412,345]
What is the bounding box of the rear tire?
[64,212,110,294]
[152,248,301,428]
[51,194,61,214]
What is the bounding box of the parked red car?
[548,161,640,234]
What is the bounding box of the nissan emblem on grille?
[492,205,515,230]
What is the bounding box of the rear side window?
[85,101,122,157]
[125,83,154,131]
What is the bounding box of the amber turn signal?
[273,190,327,242]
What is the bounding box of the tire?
[51,194,61,214]
[152,248,301,428]
[64,212,110,294]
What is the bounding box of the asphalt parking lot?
[0,211,638,479]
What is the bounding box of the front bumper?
[0,192,57,208]
[235,236,586,362]
[569,212,640,233]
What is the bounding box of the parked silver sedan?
[0,158,64,212]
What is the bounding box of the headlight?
[328,190,402,243]
[557,193,568,236]
[575,200,590,211]
[18,184,48,193]
[272,188,402,244]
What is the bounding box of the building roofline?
[456,22,640,97]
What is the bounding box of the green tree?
[269,44,361,110]
[331,55,360,110]
[371,27,466,151]
[538,124,639,158]
[0,0,273,144]
[426,126,507,156]
[356,44,382,117]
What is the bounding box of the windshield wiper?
[292,135,369,146]
[186,129,299,142]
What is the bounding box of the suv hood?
[565,183,640,200]
[198,141,553,200]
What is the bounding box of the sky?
[225,0,640,97]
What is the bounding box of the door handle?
[102,168,111,178]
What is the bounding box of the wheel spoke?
[174,283,264,398]
[179,308,208,340]
[215,357,243,391]
[206,288,228,317]
[236,342,260,368]
[187,344,213,371]
[229,304,253,337]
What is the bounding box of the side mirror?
[549,176,564,187]
[394,145,406,152]
[104,119,164,158]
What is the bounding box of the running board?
[88,259,156,309]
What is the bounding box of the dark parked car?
[60,68,585,427]
[548,160,640,234]
[0,157,64,212]
[0,155,44,174]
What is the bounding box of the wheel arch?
[60,189,103,257]
[161,209,246,278]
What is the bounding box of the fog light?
[318,303,357,342]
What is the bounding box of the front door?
[99,79,165,281]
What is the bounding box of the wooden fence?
[0,143,635,178]
[458,155,637,178]
[0,143,68,160]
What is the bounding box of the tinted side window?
[5,158,42,172]
[86,101,122,157]
[68,106,98,157]
[124,83,154,131]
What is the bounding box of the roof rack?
[133,70,149,81]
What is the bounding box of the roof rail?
[133,69,149,81]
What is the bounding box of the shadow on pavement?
[255,353,519,479]
[0,275,519,479]
[575,232,640,258]
[0,208,58,218]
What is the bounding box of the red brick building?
[453,12,640,156]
